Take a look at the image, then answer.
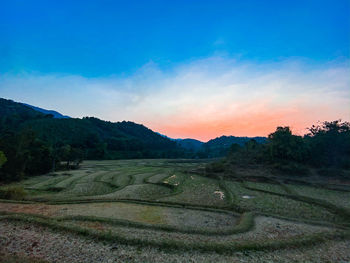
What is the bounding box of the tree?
[306,120,350,168]
[68,147,84,168]
[267,127,307,162]
[229,143,241,155]
[0,129,53,181]
[0,151,6,168]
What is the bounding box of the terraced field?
[1,159,350,263]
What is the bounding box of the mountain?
[205,135,267,147]
[21,103,70,119]
[0,98,182,160]
[155,132,176,141]
[202,135,267,157]
[176,138,204,151]
[0,98,267,160]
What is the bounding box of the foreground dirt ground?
[1,220,350,263]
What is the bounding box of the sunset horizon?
[1,0,349,141]
[1,1,350,261]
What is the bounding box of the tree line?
[0,98,187,182]
[1,98,349,182]
[206,120,350,177]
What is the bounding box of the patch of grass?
[242,182,350,223]
[159,175,229,207]
[244,181,288,195]
[0,186,27,200]
[55,211,251,236]
[317,168,347,177]
[133,173,154,184]
[1,213,348,254]
[272,162,310,176]
[110,173,132,188]
[0,252,49,263]
[147,173,171,184]
[286,184,350,210]
[63,182,115,196]
[25,175,68,191]
[97,184,172,200]
[2,159,350,260]
[54,172,87,189]
[136,204,165,224]
[226,181,342,223]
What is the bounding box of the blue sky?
[2,0,349,76]
[1,0,349,140]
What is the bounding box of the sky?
[1,0,349,141]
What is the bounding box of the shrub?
[205,161,226,173]
[0,185,27,200]
[0,151,6,168]
[317,168,346,178]
[272,162,310,176]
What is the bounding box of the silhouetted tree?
[267,127,307,163]
[306,120,350,168]
[0,151,6,168]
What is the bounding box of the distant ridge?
[156,133,204,151]
[202,135,267,157]
[0,98,181,159]
[205,135,267,147]
[175,138,204,151]
[22,103,71,119]
[1,98,268,159]
[157,133,267,157]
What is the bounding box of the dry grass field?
[1,159,350,262]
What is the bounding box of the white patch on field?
[214,191,225,200]
[242,195,255,199]
[164,175,176,185]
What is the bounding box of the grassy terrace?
[1,159,350,262]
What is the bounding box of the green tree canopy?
[267,127,307,162]
[0,151,7,168]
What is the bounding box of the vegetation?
[0,98,187,182]
[0,186,27,200]
[200,135,267,158]
[0,151,6,168]
[0,98,273,183]
[1,159,350,262]
[1,98,350,261]
[207,120,350,177]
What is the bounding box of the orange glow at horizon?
[147,104,349,142]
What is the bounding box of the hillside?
[22,103,71,119]
[0,98,179,159]
[176,138,204,151]
[202,135,267,157]
[0,99,176,155]
[0,98,184,181]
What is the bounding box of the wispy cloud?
[1,56,349,141]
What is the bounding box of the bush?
[317,168,346,178]
[205,161,226,173]
[0,186,27,200]
[0,151,6,168]
[272,162,310,176]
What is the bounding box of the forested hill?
[0,98,185,181]
[0,98,181,159]
[176,138,204,151]
[21,103,71,119]
[202,135,267,157]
